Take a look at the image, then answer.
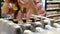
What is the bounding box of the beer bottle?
[13,25,23,34]
[24,24,36,32]
[42,20,48,29]
[50,19,55,27]
[22,18,26,23]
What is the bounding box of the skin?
[33,0,46,16]
[2,0,46,22]
[1,0,10,14]
[18,0,30,17]
[17,0,46,21]
[4,0,10,3]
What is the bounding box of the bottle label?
[12,4,18,11]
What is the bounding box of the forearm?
[38,7,46,16]
[1,2,9,14]
[28,0,38,15]
[18,0,25,5]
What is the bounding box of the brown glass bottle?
[43,20,48,29]
[40,17,46,29]
[50,19,55,27]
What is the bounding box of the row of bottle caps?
[0,15,60,34]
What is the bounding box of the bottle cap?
[13,19,18,21]
[25,24,31,26]
[18,21,23,24]
[28,20,33,22]
[42,17,46,18]
[37,16,41,18]
[36,27,44,31]
[24,30,31,34]
[42,17,46,20]
[36,19,40,20]
[36,27,42,30]
[43,20,48,23]
[35,22,41,25]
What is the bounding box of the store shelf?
[47,1,60,4]
[47,4,59,8]
[47,5,59,8]
[55,19,60,23]
[47,8,60,11]
[47,8,60,10]
[47,14,60,17]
